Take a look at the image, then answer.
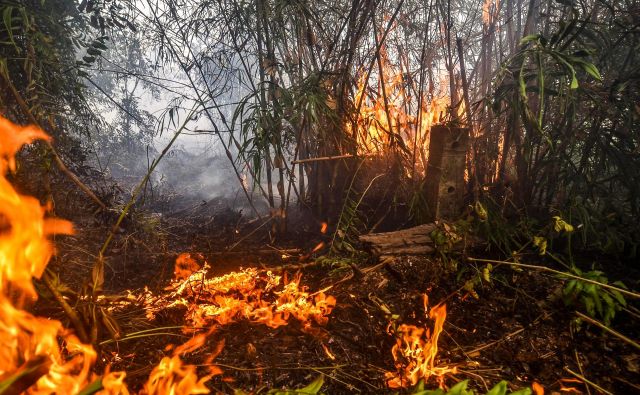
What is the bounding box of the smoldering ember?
[0,0,638,394]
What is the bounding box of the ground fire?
[0,116,339,392]
[143,253,336,331]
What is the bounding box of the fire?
[350,45,450,160]
[145,255,336,331]
[558,378,583,393]
[386,298,455,388]
[0,116,216,394]
[142,356,210,395]
[0,116,97,393]
[532,381,544,395]
[0,116,332,393]
[482,0,500,26]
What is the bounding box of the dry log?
[359,222,478,257]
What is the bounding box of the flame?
[482,0,500,26]
[146,262,336,331]
[532,381,544,395]
[350,46,450,160]
[558,378,584,393]
[385,299,455,388]
[174,253,202,280]
[320,222,328,234]
[0,116,99,394]
[322,343,336,360]
[142,356,210,395]
[0,116,216,394]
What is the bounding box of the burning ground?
[2,117,639,394]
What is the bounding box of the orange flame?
[482,0,500,26]
[385,299,455,388]
[0,116,216,394]
[0,116,99,394]
[558,378,584,393]
[146,261,336,331]
[142,356,210,395]
[350,47,450,161]
[532,381,544,395]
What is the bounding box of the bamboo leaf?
[520,34,540,45]
[2,6,16,48]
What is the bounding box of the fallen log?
[359,222,478,257]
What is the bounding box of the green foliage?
[315,252,368,276]
[0,0,139,177]
[562,268,627,326]
[472,199,525,255]
[491,2,640,257]
[0,0,84,122]
[331,189,365,253]
[410,380,532,395]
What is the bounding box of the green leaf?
[580,62,602,81]
[609,290,626,307]
[486,381,508,395]
[563,280,577,297]
[583,295,595,317]
[601,292,615,309]
[77,378,104,395]
[520,34,540,45]
[2,6,16,48]
[447,380,473,395]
